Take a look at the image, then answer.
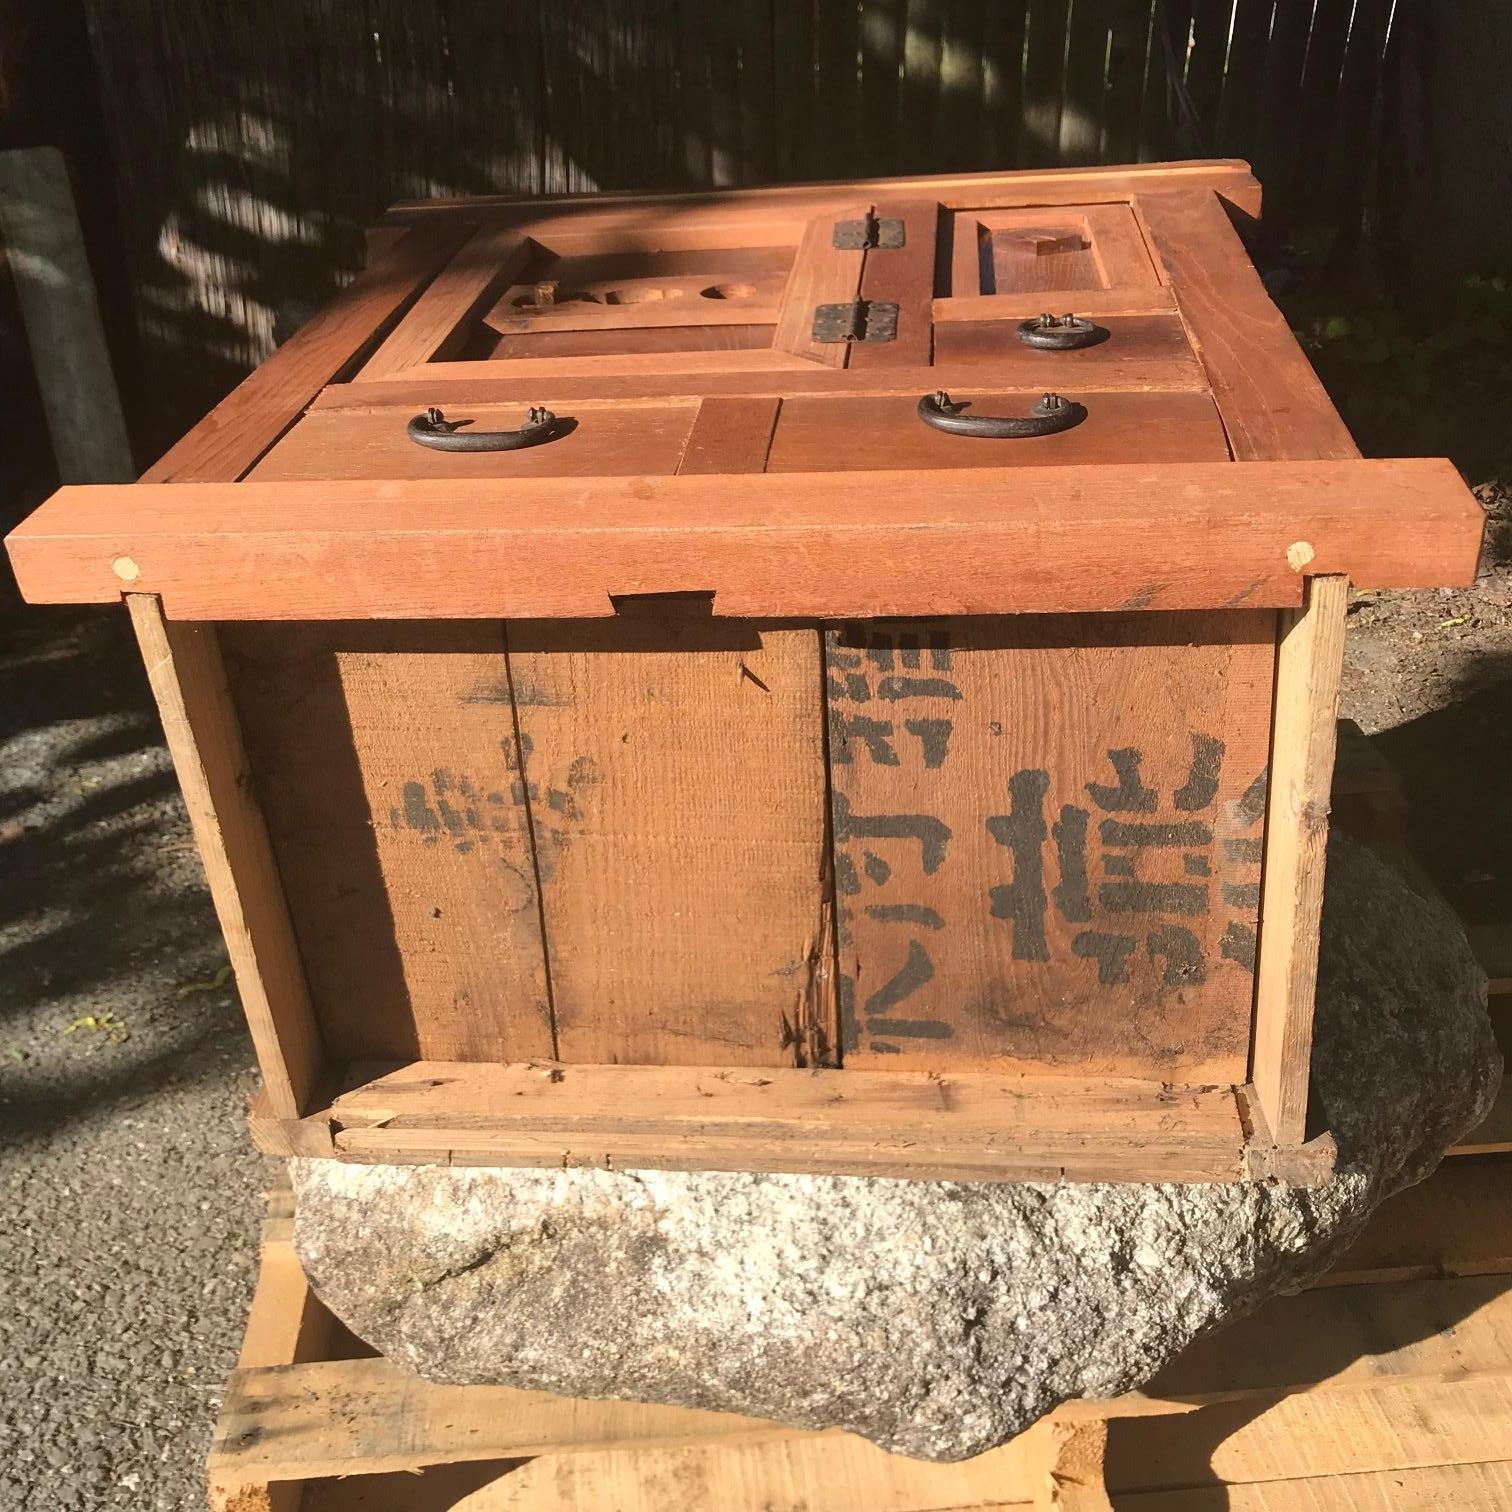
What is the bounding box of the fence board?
[72,0,1393,430]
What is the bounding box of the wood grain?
[358,223,535,380]
[828,612,1275,1078]
[1251,575,1348,1143]
[1136,189,1359,462]
[126,598,322,1118]
[222,623,555,1064]
[766,390,1229,471]
[260,1060,1259,1182]
[249,400,700,482]
[9,460,1485,621]
[846,198,940,371]
[675,396,781,475]
[931,314,1206,389]
[933,286,1180,321]
[771,208,866,366]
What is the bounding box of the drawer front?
[766,390,1231,471]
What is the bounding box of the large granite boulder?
[292,836,1501,1461]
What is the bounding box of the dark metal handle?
[407,405,560,452]
[917,390,1087,439]
[1016,313,1109,350]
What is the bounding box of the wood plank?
[314,349,1203,409]
[126,598,321,1119]
[846,199,941,371]
[504,619,828,1068]
[221,623,556,1064]
[211,1356,823,1486]
[675,397,780,475]
[1323,1161,1512,1286]
[248,400,699,482]
[772,209,867,366]
[930,314,1208,390]
[482,323,774,361]
[468,1434,1038,1510]
[1107,1380,1512,1495]
[934,287,1180,322]
[1115,1459,1512,1509]
[364,348,815,383]
[1251,575,1349,1144]
[1082,204,1162,288]
[209,1267,1512,1490]
[259,1060,1261,1183]
[1134,189,1358,462]
[358,223,535,380]
[765,391,1230,471]
[9,459,1485,621]
[496,393,822,1068]
[828,611,1274,1079]
[1141,1271,1512,1409]
[388,161,1264,224]
[143,220,470,484]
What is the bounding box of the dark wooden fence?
[74,0,1396,433]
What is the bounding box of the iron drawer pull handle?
[1016,313,1109,350]
[406,405,560,451]
[917,390,1087,439]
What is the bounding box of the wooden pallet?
[209,722,1510,1510]
[210,1153,1512,1511]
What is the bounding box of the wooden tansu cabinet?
[8,160,1482,1184]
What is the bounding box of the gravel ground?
[0,598,270,1512]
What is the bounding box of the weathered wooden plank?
[222,623,555,1065]
[828,611,1274,1078]
[9,460,1485,621]
[1252,576,1349,1143]
[126,598,322,1119]
[503,618,828,1068]
[262,1059,1260,1183]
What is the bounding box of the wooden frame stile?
[123,219,475,1125]
[1136,187,1358,1147]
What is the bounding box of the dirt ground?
[0,283,1508,1511]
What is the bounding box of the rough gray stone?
[292,836,1502,1461]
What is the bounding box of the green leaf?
[1322,315,1352,341]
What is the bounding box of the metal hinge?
[832,210,905,250]
[811,299,899,344]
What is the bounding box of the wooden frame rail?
[249,1060,1337,1186]
[4,460,1482,622]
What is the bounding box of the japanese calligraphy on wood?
[829,612,1277,1078]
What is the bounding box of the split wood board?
[262,1061,1276,1184]
[5,460,1485,621]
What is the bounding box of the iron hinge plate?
[812,299,899,344]
[832,211,905,250]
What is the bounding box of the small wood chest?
[6,159,1483,1184]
